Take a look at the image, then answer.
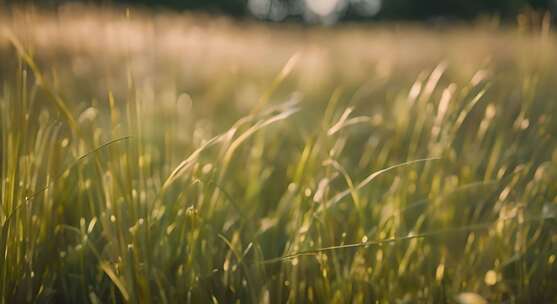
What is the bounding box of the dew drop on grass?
[520,118,529,130]
[61,138,70,148]
[456,292,487,304]
[499,187,511,201]
[435,264,445,281]
[202,163,213,174]
[484,270,497,286]
[287,183,297,192]
[166,224,176,235]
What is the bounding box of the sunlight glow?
[305,0,342,16]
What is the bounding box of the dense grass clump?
[1,9,557,303]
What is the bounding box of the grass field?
[1,6,556,303]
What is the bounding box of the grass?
[1,6,557,303]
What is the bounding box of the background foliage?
[4,0,557,21]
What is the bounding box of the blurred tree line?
[4,0,556,22]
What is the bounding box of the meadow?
[1,6,556,303]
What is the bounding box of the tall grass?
[1,9,556,303]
